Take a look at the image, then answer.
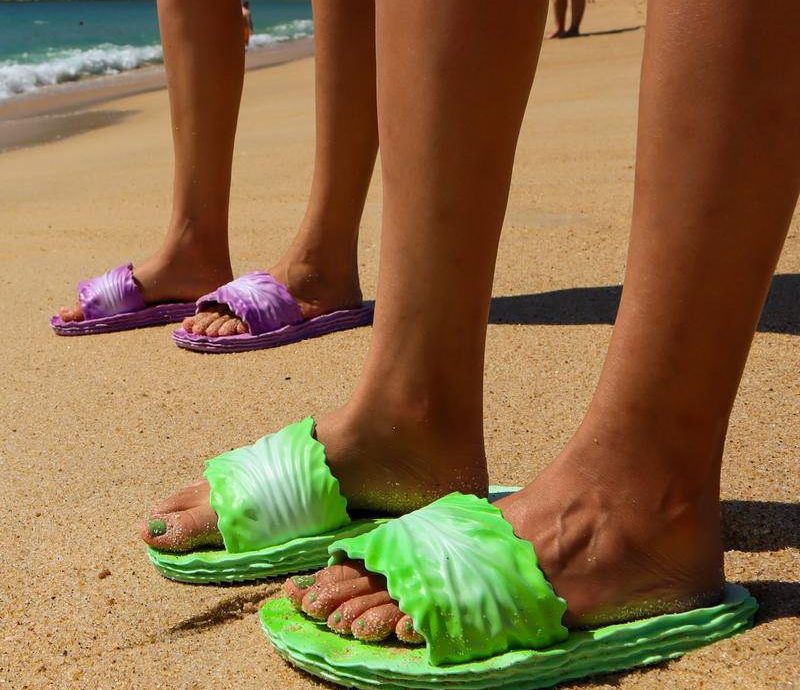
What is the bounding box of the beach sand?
[0,1,797,688]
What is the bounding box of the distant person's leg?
[288,0,800,641]
[185,0,378,337]
[564,0,586,37]
[548,0,568,38]
[58,0,243,322]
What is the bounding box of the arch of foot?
[328,492,569,665]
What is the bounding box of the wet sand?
[0,1,797,688]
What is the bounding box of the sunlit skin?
[59,0,377,336]
[142,0,799,645]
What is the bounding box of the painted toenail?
[356,619,365,628]
[148,518,167,537]
[404,620,413,632]
[307,592,318,603]
[331,611,342,624]
[291,575,316,589]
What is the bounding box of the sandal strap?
[206,417,350,553]
[329,492,568,665]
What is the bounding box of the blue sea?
[0,0,313,100]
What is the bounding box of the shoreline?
[0,36,314,153]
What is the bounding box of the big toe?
[141,503,222,552]
[58,302,84,322]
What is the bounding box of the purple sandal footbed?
[172,305,373,353]
[51,301,196,335]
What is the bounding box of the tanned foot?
[284,439,725,644]
[58,247,232,323]
[140,404,488,552]
[181,254,364,337]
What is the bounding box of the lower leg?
[186,0,379,336]
[295,0,800,641]
[59,0,243,321]
[548,0,568,38]
[565,0,586,35]
[142,0,547,549]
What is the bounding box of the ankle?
[317,401,488,513]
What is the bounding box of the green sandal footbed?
[147,417,518,584]
[260,493,758,689]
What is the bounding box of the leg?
[141,0,547,549]
[296,0,800,640]
[185,0,380,337]
[548,0,568,39]
[59,0,243,321]
[564,0,586,37]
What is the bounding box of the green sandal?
[260,492,757,689]
[147,418,515,584]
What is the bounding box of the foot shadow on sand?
[722,500,800,552]
[566,25,643,38]
[489,273,800,335]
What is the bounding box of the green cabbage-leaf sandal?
[147,418,514,584]
[260,492,758,690]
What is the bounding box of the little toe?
[328,591,393,635]
[302,573,386,620]
[351,603,404,642]
[395,615,424,644]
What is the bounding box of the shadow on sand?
[489,273,800,335]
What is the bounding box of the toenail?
[148,518,167,537]
[356,619,365,628]
[307,592,317,603]
[404,620,414,632]
[291,575,316,589]
[331,612,342,624]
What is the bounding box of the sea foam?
[0,19,314,101]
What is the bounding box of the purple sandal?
[50,264,196,336]
[171,271,373,353]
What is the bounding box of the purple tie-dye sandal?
[171,271,373,354]
[50,263,196,336]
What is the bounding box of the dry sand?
[0,1,797,688]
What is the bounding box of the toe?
[190,310,221,335]
[58,303,84,322]
[182,315,197,331]
[235,320,248,335]
[351,603,404,642]
[395,615,424,644]
[284,574,320,609]
[218,317,245,336]
[204,315,231,337]
[285,560,366,609]
[302,572,386,620]
[327,591,393,635]
[141,503,221,552]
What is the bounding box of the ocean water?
[0,0,313,101]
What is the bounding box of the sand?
[0,1,797,688]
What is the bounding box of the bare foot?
[181,256,364,337]
[58,248,232,322]
[140,404,487,552]
[286,441,725,644]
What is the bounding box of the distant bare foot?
[58,247,231,322]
